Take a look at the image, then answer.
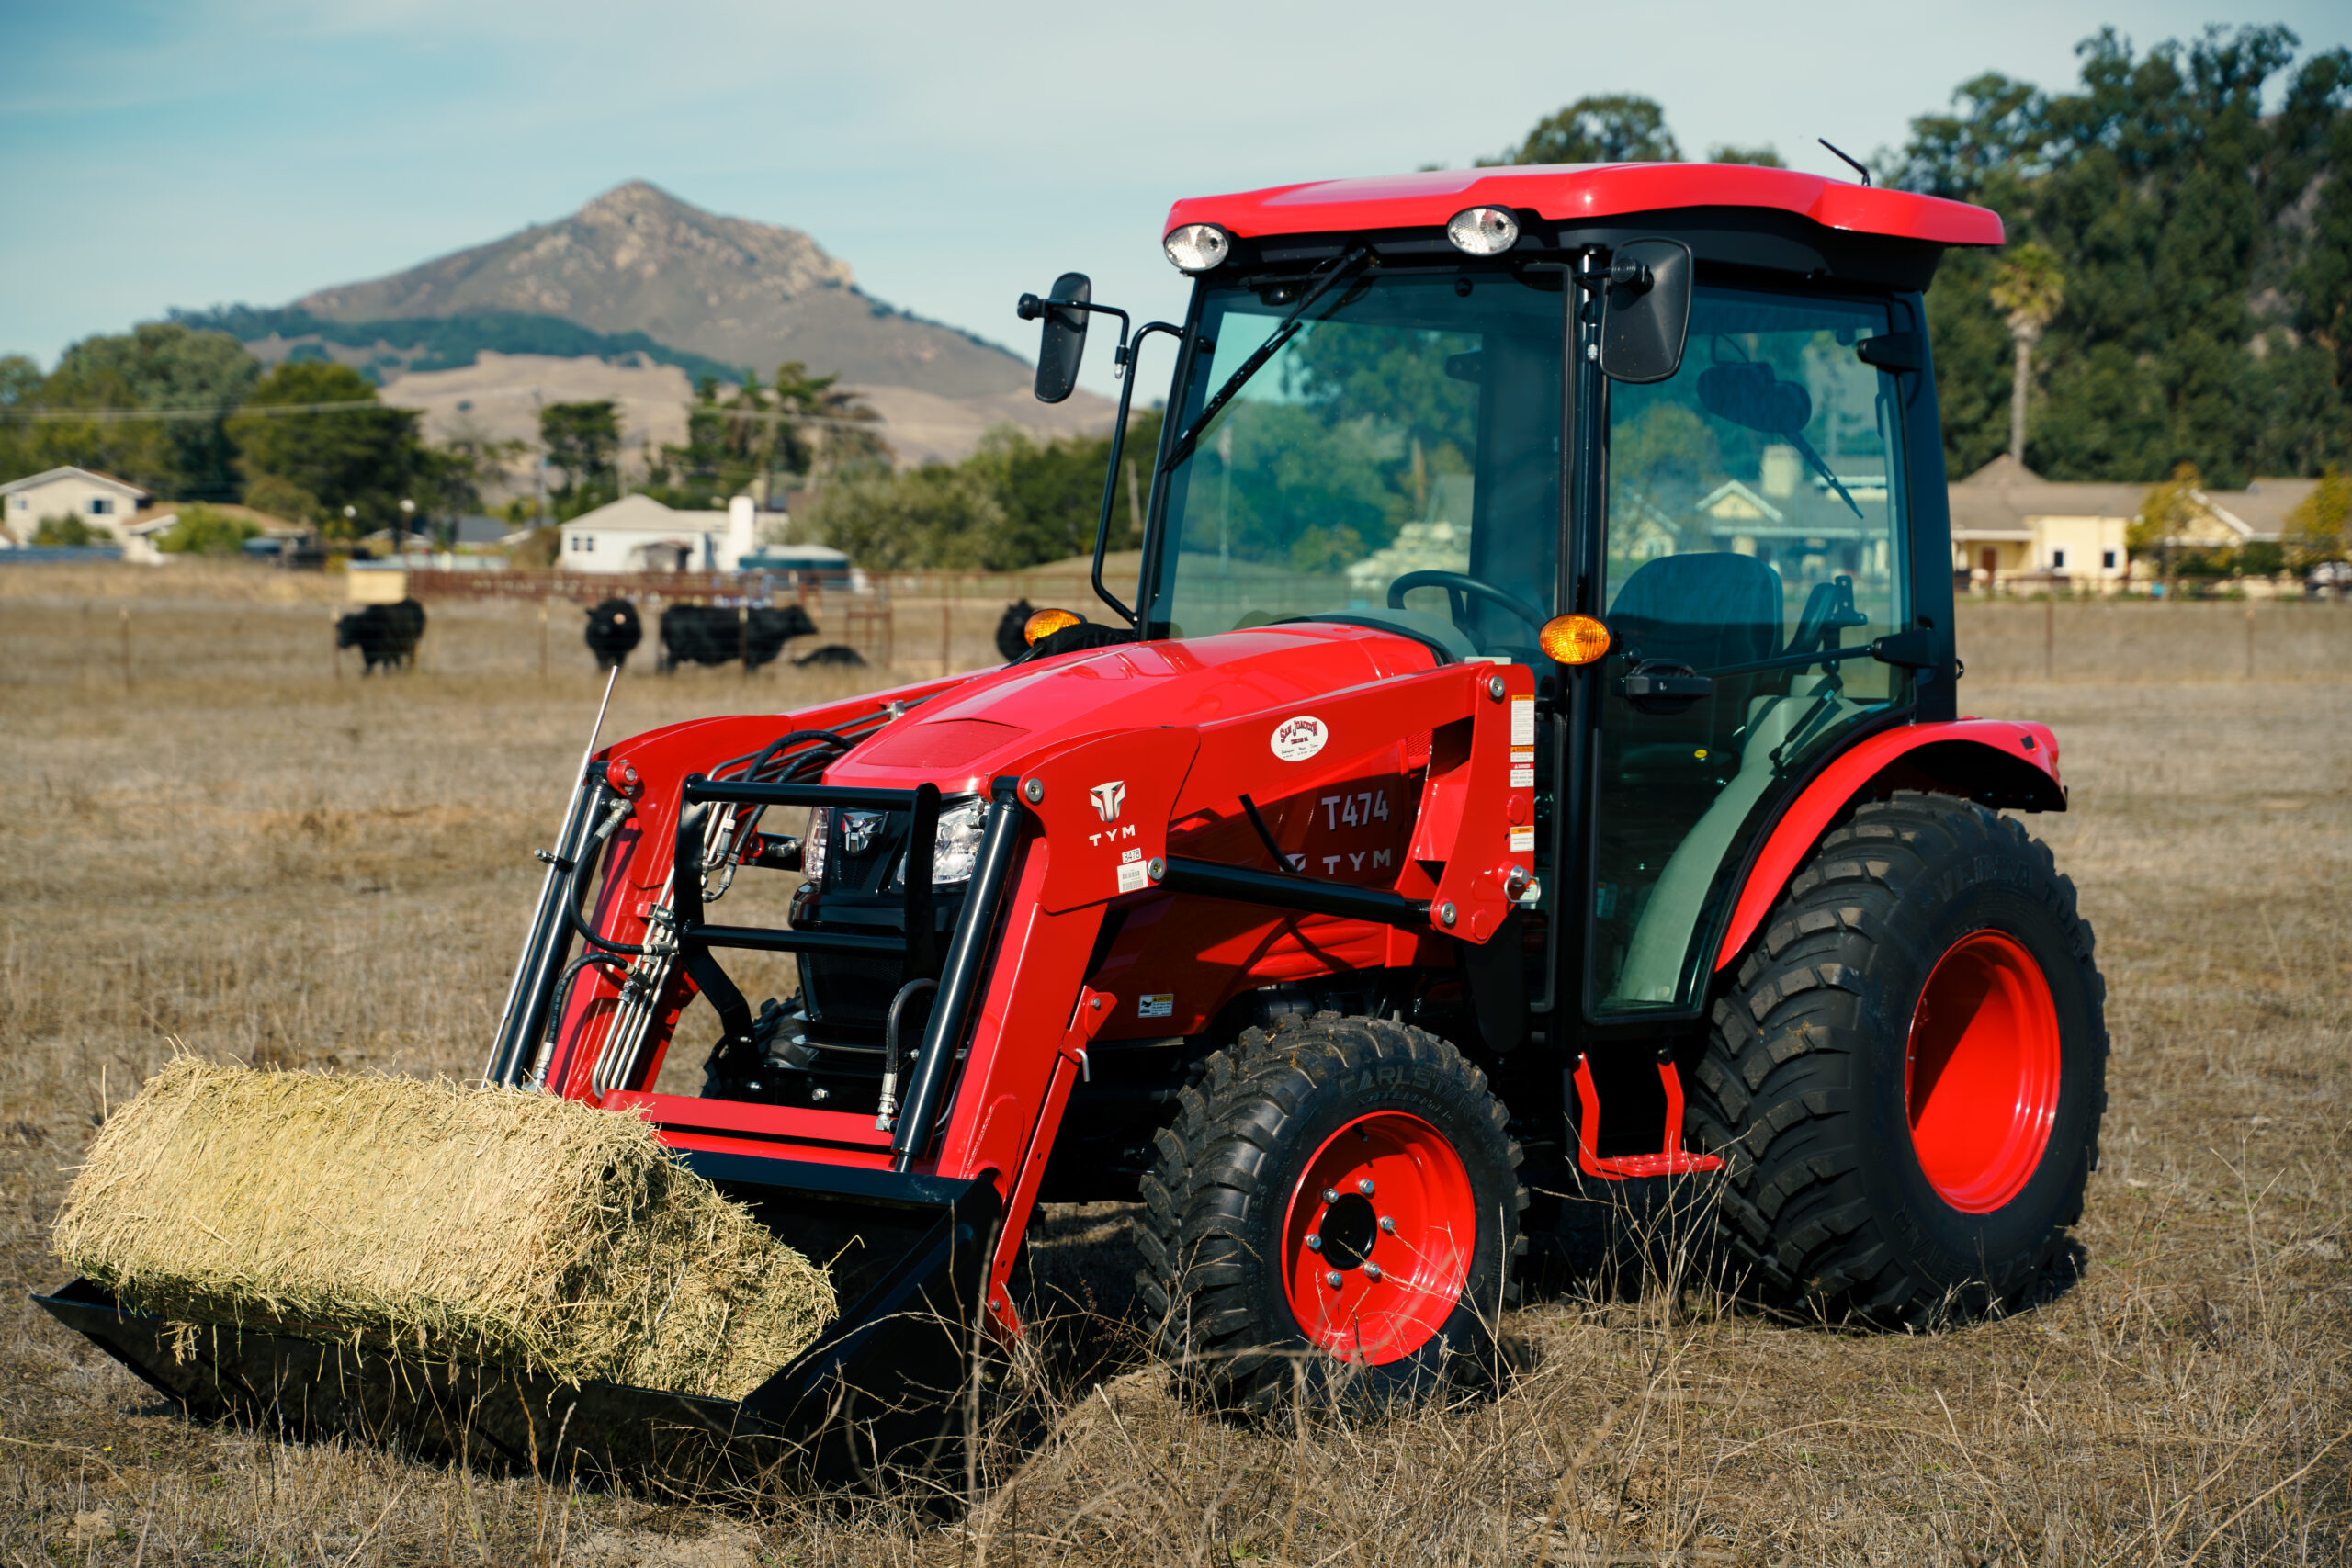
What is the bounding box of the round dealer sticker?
[1270,715,1329,761]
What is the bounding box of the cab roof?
[1164,163,2004,250]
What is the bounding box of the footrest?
[1584,1151,1724,1179]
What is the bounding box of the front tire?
[1687,791,2107,1324]
[1136,1015,1525,1413]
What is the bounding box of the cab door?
[1582,284,1916,1016]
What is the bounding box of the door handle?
[1623,660,1712,713]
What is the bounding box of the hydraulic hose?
[876,977,938,1132]
[536,951,631,1078]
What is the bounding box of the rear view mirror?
[1696,363,1813,434]
[1023,272,1091,404]
[1598,239,1692,384]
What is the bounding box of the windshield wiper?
[1788,429,1864,519]
[1163,245,1373,470]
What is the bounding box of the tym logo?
[1090,780,1126,822]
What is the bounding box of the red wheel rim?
[1282,1111,1476,1366]
[1905,930,2062,1213]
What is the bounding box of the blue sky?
[6,2,2346,399]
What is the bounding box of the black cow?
[996,599,1035,662]
[335,598,425,673]
[583,598,642,671]
[658,603,820,671]
[792,643,867,667]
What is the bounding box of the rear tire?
[1687,791,2107,1324]
[1135,1014,1525,1413]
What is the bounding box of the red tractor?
[47,162,2103,1472]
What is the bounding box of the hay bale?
[51,1057,834,1401]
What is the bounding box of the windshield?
[1148,267,1565,659]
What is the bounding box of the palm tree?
[1988,243,2064,467]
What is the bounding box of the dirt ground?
[0,568,2346,1565]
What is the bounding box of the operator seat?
[1605,551,1785,766]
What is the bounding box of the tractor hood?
[825,623,1447,793]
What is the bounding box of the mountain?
[292,181,1034,400]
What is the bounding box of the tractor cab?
[1034,164,1993,1035]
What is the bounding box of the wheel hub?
[1283,1111,1475,1364]
[1905,929,2062,1213]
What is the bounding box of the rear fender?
[1713,718,2064,973]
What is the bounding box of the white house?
[557,494,739,573]
[0,467,151,543]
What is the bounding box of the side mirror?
[1021,272,1091,404]
[1597,239,1693,385]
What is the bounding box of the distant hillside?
[169,304,747,386]
[289,180,1035,399]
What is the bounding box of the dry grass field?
[0,565,2346,1565]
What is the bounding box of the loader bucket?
[34,1152,1001,1486]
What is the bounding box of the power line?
[0,389,1047,438]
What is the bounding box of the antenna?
[1818,139,1871,187]
[575,663,621,788]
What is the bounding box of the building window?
[89,497,114,515]
[2050,547,2065,569]
[2103,549,2118,570]
[10,496,25,512]
[569,535,594,552]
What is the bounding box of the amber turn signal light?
[1023,607,1084,646]
[1539,614,1611,665]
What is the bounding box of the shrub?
[30,513,107,547]
[156,504,260,556]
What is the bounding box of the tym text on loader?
[44,161,2105,1472]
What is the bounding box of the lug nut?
[1363,1262,1383,1282]
[1323,1188,1340,1205]
[1326,1271,1343,1290]
[1357,1178,1374,1197]
[1305,1233,1321,1251]
[1379,1214,1396,1234]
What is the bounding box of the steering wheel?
[1386,570,1548,642]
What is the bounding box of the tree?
[962,409,1163,569]
[2131,462,2205,591]
[2286,466,2352,567]
[1894,27,2352,483]
[1489,95,1679,165]
[538,400,621,515]
[647,365,889,508]
[805,464,1004,570]
[774,361,889,479]
[1987,242,2064,465]
[419,415,526,544]
[1707,145,1786,166]
[47,324,259,500]
[226,362,424,539]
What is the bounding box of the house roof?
[1947,457,2317,542]
[2199,478,2317,541]
[1949,456,2143,536]
[558,494,721,533]
[126,502,304,538]
[0,466,150,499]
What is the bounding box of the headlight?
[801,806,830,885]
[1446,206,1520,255]
[1164,222,1233,274]
[892,797,988,888]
